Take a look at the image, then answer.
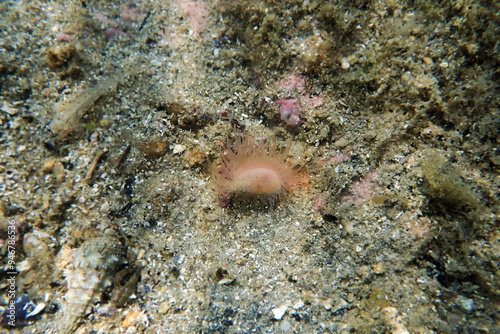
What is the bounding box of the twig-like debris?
[116,144,132,169]
[138,11,150,31]
[85,150,106,183]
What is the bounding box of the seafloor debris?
[381,306,410,334]
[175,0,207,38]
[271,304,288,321]
[46,44,79,71]
[55,234,128,334]
[49,75,119,138]
[84,150,107,183]
[0,295,45,327]
[140,140,169,159]
[214,267,234,285]
[110,267,142,308]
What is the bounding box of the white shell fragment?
[26,302,46,318]
[173,144,186,154]
[55,235,127,334]
[271,305,288,320]
[1,101,19,115]
[340,57,351,70]
[292,300,304,310]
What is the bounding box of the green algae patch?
[420,149,477,211]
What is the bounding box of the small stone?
[100,118,110,127]
[42,158,57,174]
[372,262,385,274]
[292,300,304,310]
[185,148,206,167]
[158,301,170,314]
[321,298,333,310]
[271,305,287,320]
[17,259,33,272]
[122,311,143,328]
[1,101,19,115]
[332,298,349,313]
[23,233,50,260]
[422,56,433,66]
[141,141,168,158]
[100,201,110,214]
[340,57,350,70]
[43,158,66,182]
[173,144,186,154]
[456,295,474,313]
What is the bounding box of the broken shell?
[55,235,127,334]
[173,144,186,154]
[122,311,143,328]
[271,305,287,320]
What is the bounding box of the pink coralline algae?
[176,0,207,38]
[95,13,120,28]
[343,171,379,205]
[316,152,350,168]
[55,33,72,42]
[274,98,302,125]
[119,4,146,24]
[278,73,307,92]
[274,72,323,126]
[274,94,323,126]
[104,28,126,40]
[313,195,327,214]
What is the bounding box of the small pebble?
[321,298,332,310]
[122,311,143,328]
[173,144,186,154]
[1,101,19,115]
[271,305,287,320]
[456,295,474,313]
[373,262,385,274]
[340,57,350,70]
[422,56,433,66]
[100,201,110,214]
[17,259,32,273]
[292,300,304,310]
[141,141,168,158]
[332,298,349,313]
[158,301,170,314]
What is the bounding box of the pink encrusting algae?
[211,135,304,205]
[274,98,302,125]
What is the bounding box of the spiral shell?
[56,235,127,334]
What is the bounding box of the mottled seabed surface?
[0,0,498,333]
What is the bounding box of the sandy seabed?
[0,0,498,333]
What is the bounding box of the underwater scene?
[0,0,498,333]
